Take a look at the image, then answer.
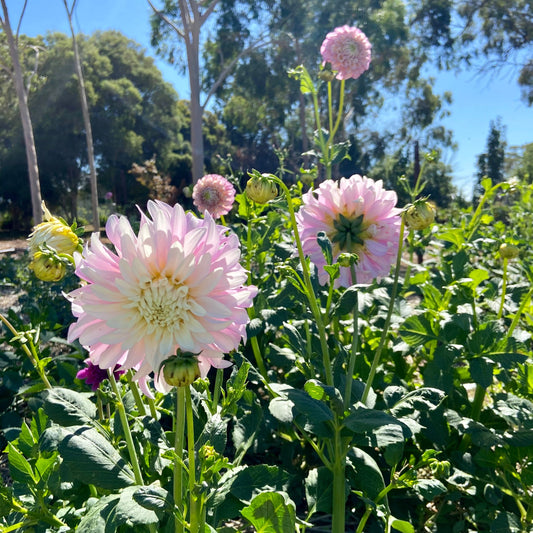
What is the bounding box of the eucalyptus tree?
[148,0,272,182]
[0,0,42,224]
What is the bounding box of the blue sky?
[5,0,533,198]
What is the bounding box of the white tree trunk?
[1,0,42,224]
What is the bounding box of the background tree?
[63,0,99,230]
[0,0,42,224]
[0,31,191,223]
[474,118,506,201]
[148,0,271,183]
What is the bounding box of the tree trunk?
[64,0,99,230]
[1,0,42,224]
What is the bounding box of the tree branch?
[199,0,219,26]
[15,0,28,41]
[147,0,185,39]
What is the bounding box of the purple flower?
[192,174,236,219]
[76,359,124,391]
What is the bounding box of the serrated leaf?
[197,414,228,454]
[399,314,439,348]
[58,426,135,489]
[133,485,173,513]
[42,387,97,427]
[241,491,296,533]
[7,442,36,484]
[469,357,494,388]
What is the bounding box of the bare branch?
[25,44,43,93]
[15,0,28,41]
[202,32,270,109]
[147,0,185,39]
[199,0,219,26]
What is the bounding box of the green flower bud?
[337,253,358,268]
[404,199,436,231]
[318,64,336,82]
[29,251,67,282]
[245,173,278,204]
[499,243,520,260]
[162,353,201,387]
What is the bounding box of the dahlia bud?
[499,243,520,260]
[337,253,358,268]
[162,352,201,387]
[404,199,436,231]
[245,173,278,204]
[29,251,67,282]
[28,202,82,256]
[318,64,336,82]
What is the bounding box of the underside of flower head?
[296,175,401,287]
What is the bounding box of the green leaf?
[42,387,97,427]
[233,402,263,463]
[414,479,447,501]
[317,231,333,265]
[305,467,333,513]
[133,485,172,513]
[469,357,494,389]
[347,447,385,500]
[344,406,412,439]
[490,511,521,533]
[7,442,36,484]
[390,518,415,533]
[399,314,439,348]
[58,426,135,489]
[389,388,445,417]
[268,383,334,437]
[332,285,362,317]
[197,414,228,454]
[241,491,296,533]
[304,380,344,415]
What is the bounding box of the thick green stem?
[174,387,186,533]
[505,287,533,340]
[331,424,346,533]
[108,372,144,485]
[272,177,333,386]
[211,367,224,413]
[0,313,52,388]
[470,383,486,422]
[497,257,508,319]
[186,387,200,533]
[362,218,406,404]
[344,265,359,410]
[126,371,147,416]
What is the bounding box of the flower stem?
[108,371,144,485]
[497,257,508,319]
[174,387,186,533]
[272,177,333,386]
[344,265,359,410]
[186,387,200,533]
[126,370,147,416]
[331,423,346,533]
[361,218,406,404]
[0,313,52,388]
[211,367,224,413]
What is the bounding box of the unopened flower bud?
[318,64,335,82]
[499,243,520,260]
[404,199,436,231]
[337,253,358,268]
[245,174,278,204]
[162,353,201,387]
[29,251,67,282]
[28,202,81,256]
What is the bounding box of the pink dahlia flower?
[296,175,401,287]
[320,25,371,80]
[192,174,236,219]
[67,200,257,395]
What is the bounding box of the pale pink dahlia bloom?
[67,200,257,395]
[193,174,236,219]
[296,175,401,287]
[320,25,371,80]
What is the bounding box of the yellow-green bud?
[29,251,67,282]
[337,253,358,268]
[28,202,81,256]
[162,353,201,387]
[404,199,436,231]
[318,64,336,82]
[245,174,278,204]
[499,243,520,260]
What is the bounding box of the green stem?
[126,371,147,416]
[331,423,346,533]
[497,257,508,319]
[186,387,200,533]
[211,367,224,413]
[344,265,359,410]
[470,383,486,422]
[108,371,144,485]
[174,387,186,533]
[330,79,345,142]
[505,287,533,340]
[362,218,406,404]
[247,311,268,378]
[0,313,52,388]
[272,177,333,386]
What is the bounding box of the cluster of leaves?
[1,176,532,532]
